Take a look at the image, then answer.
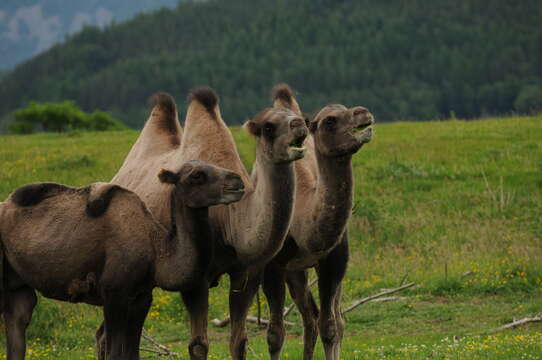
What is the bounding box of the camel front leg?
[103,295,131,360]
[316,234,349,360]
[181,283,210,360]
[286,270,320,360]
[125,292,153,360]
[95,322,106,360]
[228,271,260,360]
[262,262,286,360]
[3,286,37,360]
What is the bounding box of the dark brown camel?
[0,160,244,360]
[263,84,374,360]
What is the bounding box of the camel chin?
[220,189,245,204]
[353,125,374,145]
[288,146,307,161]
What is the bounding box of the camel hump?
[272,83,295,106]
[86,183,130,217]
[272,83,302,115]
[187,86,219,118]
[11,183,75,207]
[149,92,179,135]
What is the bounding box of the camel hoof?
[189,336,208,360]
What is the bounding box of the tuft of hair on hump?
[11,183,72,207]
[149,92,179,135]
[272,83,295,106]
[187,86,219,117]
[150,92,177,117]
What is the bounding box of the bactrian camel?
[96,92,222,360]
[262,84,374,360]
[0,160,244,360]
[176,86,308,359]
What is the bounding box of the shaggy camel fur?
[263,84,374,360]
[0,160,244,360]
[178,87,308,360]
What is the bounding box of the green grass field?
[1,115,541,359]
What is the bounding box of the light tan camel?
[179,86,308,359]
[0,160,244,360]
[262,84,374,360]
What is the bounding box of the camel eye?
[263,122,275,133]
[324,116,337,130]
[191,171,207,183]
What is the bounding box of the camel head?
[244,108,308,164]
[309,104,374,157]
[158,160,245,207]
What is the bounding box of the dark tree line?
[0,0,541,129]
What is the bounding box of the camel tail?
[272,83,295,106]
[187,86,219,118]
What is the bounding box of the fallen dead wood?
[141,329,179,357]
[497,314,542,331]
[369,296,407,303]
[212,282,414,328]
[212,315,296,328]
[341,282,416,315]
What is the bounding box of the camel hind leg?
[285,270,319,360]
[262,262,287,360]
[3,286,37,360]
[316,233,349,360]
[228,271,260,360]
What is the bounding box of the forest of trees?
[0,0,541,129]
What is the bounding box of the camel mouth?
[223,186,245,193]
[289,135,306,150]
[353,118,374,133]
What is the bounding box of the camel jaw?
[288,146,307,160]
[352,120,374,144]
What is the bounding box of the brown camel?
[262,84,374,360]
[0,160,244,360]
[98,92,215,360]
[178,86,308,359]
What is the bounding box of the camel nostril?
[290,117,305,129]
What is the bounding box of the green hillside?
[1,0,542,130]
[1,116,541,358]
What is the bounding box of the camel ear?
[243,120,261,137]
[158,169,180,184]
[308,119,318,133]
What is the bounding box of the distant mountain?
[0,0,179,69]
[1,0,541,130]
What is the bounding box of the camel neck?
[233,157,296,265]
[312,152,353,248]
[154,190,211,291]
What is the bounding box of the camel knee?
[230,337,248,360]
[319,318,339,346]
[188,336,208,360]
[266,322,285,355]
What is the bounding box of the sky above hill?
[0,0,179,69]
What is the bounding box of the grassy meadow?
[0,115,541,359]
